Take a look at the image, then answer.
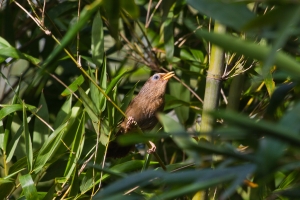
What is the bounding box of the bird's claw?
[147,141,156,154]
[126,116,137,130]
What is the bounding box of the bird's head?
[138,71,175,98]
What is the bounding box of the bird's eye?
[152,74,160,80]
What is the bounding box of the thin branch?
[145,0,152,27]
[145,0,162,28]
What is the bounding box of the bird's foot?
[147,141,156,154]
[126,116,137,131]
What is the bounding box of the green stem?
[199,22,226,140]
[227,74,245,111]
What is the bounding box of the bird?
[107,71,175,158]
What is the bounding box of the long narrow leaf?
[92,11,104,67]
[19,174,39,200]
[33,92,50,150]
[22,103,33,171]
[185,20,300,77]
[64,111,85,179]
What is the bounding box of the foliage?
[1,0,300,199]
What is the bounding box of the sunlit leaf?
[92,11,104,67]
[19,174,39,200]
[22,102,33,171]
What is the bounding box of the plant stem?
[227,74,245,111]
[199,22,226,140]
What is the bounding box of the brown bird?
[107,71,175,158]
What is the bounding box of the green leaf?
[163,4,174,62]
[106,70,128,95]
[243,5,300,31]
[64,112,85,179]
[102,0,120,41]
[69,167,79,197]
[157,165,256,200]
[106,71,128,126]
[53,96,72,129]
[40,0,103,68]
[187,0,255,30]
[92,11,104,67]
[0,178,15,199]
[107,88,117,129]
[180,48,204,63]
[185,20,300,77]
[266,83,295,117]
[89,70,101,112]
[6,121,23,163]
[256,137,286,175]
[81,160,157,193]
[0,36,11,47]
[0,47,40,64]
[117,133,169,145]
[264,69,275,96]
[90,58,107,112]
[169,82,190,123]
[0,104,36,121]
[33,92,50,150]
[121,0,139,19]
[33,122,68,173]
[19,174,39,200]
[0,121,4,152]
[259,6,300,76]
[278,171,300,189]
[279,101,300,135]
[158,113,198,160]
[93,170,164,198]
[61,75,85,97]
[190,49,204,63]
[99,57,107,111]
[211,110,300,146]
[78,87,98,122]
[115,82,138,123]
[22,102,33,171]
[1,85,21,153]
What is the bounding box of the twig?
[145,0,163,28]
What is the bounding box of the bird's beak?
[162,71,175,80]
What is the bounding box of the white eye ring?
[152,74,160,80]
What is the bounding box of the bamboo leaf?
[0,104,36,121]
[19,174,39,200]
[53,96,72,129]
[78,87,98,122]
[22,102,33,171]
[211,110,300,146]
[99,57,107,111]
[121,0,139,19]
[185,20,300,77]
[33,92,50,150]
[92,11,104,67]
[0,178,15,199]
[40,0,103,68]
[187,0,255,30]
[64,112,85,179]
[0,47,40,64]
[0,36,11,47]
[33,122,68,173]
[6,122,23,163]
[61,75,85,97]
[163,3,175,62]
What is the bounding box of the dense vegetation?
[1,0,300,199]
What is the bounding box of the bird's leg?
[126,116,156,154]
[147,141,156,154]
